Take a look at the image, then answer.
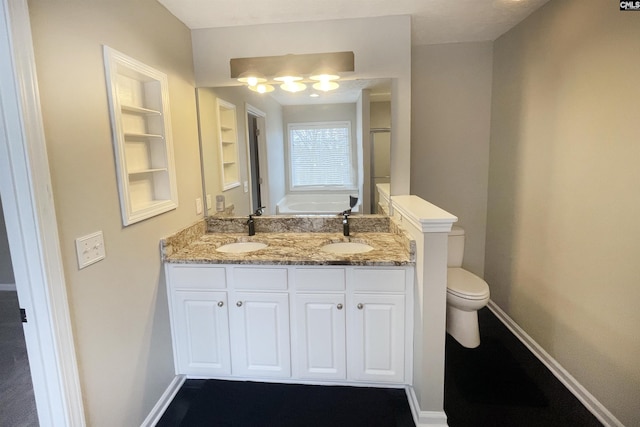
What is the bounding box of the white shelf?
[121,104,161,115]
[128,168,169,175]
[124,132,164,140]
[104,46,178,226]
[216,98,240,191]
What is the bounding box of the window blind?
[289,122,354,189]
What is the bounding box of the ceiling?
[157,0,551,46]
[158,0,550,104]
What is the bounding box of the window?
[288,121,355,190]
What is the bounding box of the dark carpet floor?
[171,380,414,427]
[445,308,602,427]
[157,307,603,427]
[0,291,39,427]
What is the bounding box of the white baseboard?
[405,387,448,427]
[140,374,186,427]
[487,301,624,427]
[0,283,16,291]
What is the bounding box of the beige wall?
[411,42,493,276]
[486,1,640,425]
[27,0,202,425]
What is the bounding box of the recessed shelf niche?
[103,46,178,225]
[216,99,241,191]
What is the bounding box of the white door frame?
[0,0,85,425]
[244,103,269,213]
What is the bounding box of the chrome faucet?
[340,196,358,237]
[342,211,350,236]
[247,206,265,236]
[247,215,256,236]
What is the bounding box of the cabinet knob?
[217,301,224,307]
[357,303,364,310]
[336,303,343,310]
[236,301,243,307]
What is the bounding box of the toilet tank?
[448,226,465,267]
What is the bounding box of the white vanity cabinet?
[165,264,413,386]
[349,293,406,383]
[349,269,407,383]
[229,267,291,378]
[172,290,231,376]
[293,268,347,380]
[167,266,230,376]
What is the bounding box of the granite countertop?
[164,231,413,266]
[161,216,415,266]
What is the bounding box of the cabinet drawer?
[233,267,288,290]
[295,268,345,291]
[169,265,226,289]
[352,268,406,292]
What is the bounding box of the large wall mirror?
[196,78,393,217]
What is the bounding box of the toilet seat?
[447,268,490,300]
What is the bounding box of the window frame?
[286,120,356,192]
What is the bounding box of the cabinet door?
[230,292,290,378]
[295,293,346,380]
[173,291,231,376]
[349,294,405,383]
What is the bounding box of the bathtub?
[276,194,360,215]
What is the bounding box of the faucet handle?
[349,195,358,209]
[254,206,265,216]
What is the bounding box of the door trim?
[244,103,269,213]
[0,0,85,425]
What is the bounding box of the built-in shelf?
[124,132,164,140]
[104,46,178,226]
[128,168,169,175]
[217,99,240,191]
[121,104,161,115]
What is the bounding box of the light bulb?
[280,81,307,93]
[310,73,340,81]
[237,72,266,86]
[312,80,339,92]
[248,84,274,93]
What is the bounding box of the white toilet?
[447,226,490,348]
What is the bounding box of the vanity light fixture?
[279,79,307,93]
[310,71,340,92]
[237,71,267,87]
[230,52,354,95]
[248,83,275,93]
[274,74,306,92]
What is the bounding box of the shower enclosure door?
[370,128,391,213]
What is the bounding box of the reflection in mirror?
[195,79,392,217]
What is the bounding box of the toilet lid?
[447,268,490,300]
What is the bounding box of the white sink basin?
[320,242,374,254]
[216,242,268,254]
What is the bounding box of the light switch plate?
[75,231,105,269]
[196,197,203,215]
